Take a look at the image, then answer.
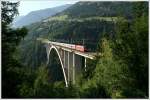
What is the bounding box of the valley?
[2,1,148,98]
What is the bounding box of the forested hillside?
[2,1,148,98]
[13,4,71,27]
[56,2,133,18]
[19,2,135,68]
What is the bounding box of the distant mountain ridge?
[56,2,133,18]
[12,16,24,24]
[13,4,72,27]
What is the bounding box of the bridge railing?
[48,38,99,52]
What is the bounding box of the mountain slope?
[56,1,133,18]
[13,4,72,27]
[12,16,24,24]
[19,1,137,68]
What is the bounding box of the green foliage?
[18,82,34,98]
[2,1,28,98]
[52,82,80,98]
[34,66,49,91]
[107,2,146,98]
[80,2,148,97]
[82,58,97,79]
[80,83,109,98]
[32,66,53,98]
[91,38,127,98]
[1,1,19,24]
[111,2,148,98]
[18,65,80,98]
[2,1,148,98]
[58,2,133,19]
[133,2,148,17]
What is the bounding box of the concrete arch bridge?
[37,38,97,87]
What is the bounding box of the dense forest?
[56,2,133,18]
[2,1,148,98]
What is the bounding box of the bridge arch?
[49,45,68,87]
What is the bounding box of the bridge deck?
[37,38,98,59]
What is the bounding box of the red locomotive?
[66,44,87,52]
[53,42,87,52]
[75,45,85,52]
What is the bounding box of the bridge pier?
[73,53,75,84]
[84,58,87,71]
[45,44,51,65]
[67,52,70,82]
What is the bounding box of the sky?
[18,0,80,16]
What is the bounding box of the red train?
[64,44,87,52]
[74,45,87,52]
[52,41,87,52]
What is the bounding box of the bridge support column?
[73,53,75,84]
[85,58,87,71]
[45,44,51,65]
[63,50,65,68]
[60,49,63,59]
[64,50,67,78]
[68,52,70,83]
